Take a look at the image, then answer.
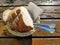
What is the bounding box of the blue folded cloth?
[37,24,56,28]
[36,25,55,33]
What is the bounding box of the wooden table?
[32,20,60,45]
[32,20,60,36]
[0,20,60,45]
[1,20,60,36]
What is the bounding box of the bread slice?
[17,7,34,32]
[2,9,11,23]
[20,7,33,28]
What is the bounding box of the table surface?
[33,21,60,36]
[0,20,60,37]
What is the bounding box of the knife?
[37,24,56,28]
[36,25,55,33]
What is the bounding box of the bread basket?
[4,6,36,37]
[6,22,35,37]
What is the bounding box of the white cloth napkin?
[28,2,43,24]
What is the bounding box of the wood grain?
[0,21,60,45]
[32,38,60,45]
[0,21,60,36]
[32,21,60,36]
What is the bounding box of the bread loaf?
[3,7,34,33]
